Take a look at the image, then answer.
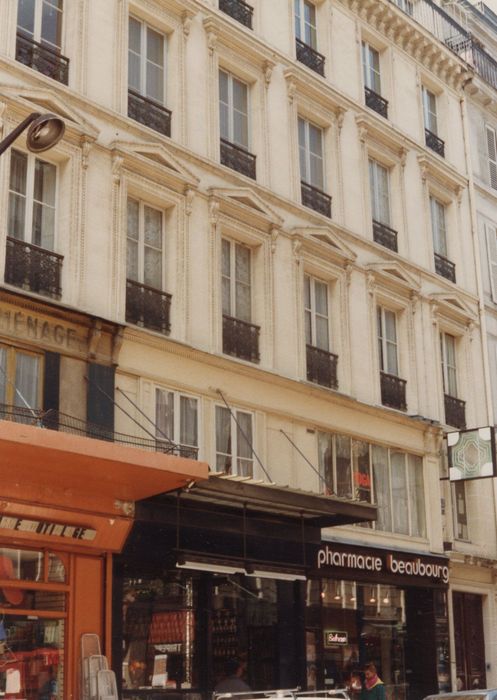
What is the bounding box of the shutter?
[43,352,60,413]
[87,362,115,436]
[486,125,497,189]
[485,223,497,303]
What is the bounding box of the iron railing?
[365,87,389,118]
[425,128,445,157]
[306,345,338,389]
[5,236,62,299]
[380,371,407,411]
[126,279,172,335]
[373,220,398,252]
[0,404,197,458]
[128,89,172,137]
[444,394,466,429]
[222,314,260,363]
[219,0,253,28]
[296,38,325,76]
[434,252,456,283]
[16,32,69,85]
[301,181,332,218]
[220,139,256,179]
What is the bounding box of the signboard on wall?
[324,630,348,647]
[447,426,496,481]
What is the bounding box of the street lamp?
[0,112,65,157]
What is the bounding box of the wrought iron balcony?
[373,220,398,252]
[296,38,325,76]
[126,279,171,335]
[220,139,256,179]
[223,314,260,363]
[301,181,332,218]
[364,87,388,119]
[219,0,253,28]
[380,371,407,411]
[425,129,445,158]
[128,89,172,137]
[434,253,456,283]
[15,32,69,85]
[306,345,338,389]
[444,394,466,429]
[5,236,62,299]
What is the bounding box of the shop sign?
[0,516,96,541]
[447,427,496,481]
[0,306,86,352]
[317,544,449,584]
[324,630,348,646]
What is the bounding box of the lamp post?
[0,112,65,157]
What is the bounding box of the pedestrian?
[214,658,252,694]
[361,663,385,700]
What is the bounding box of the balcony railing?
[126,279,171,335]
[5,236,62,299]
[380,371,407,411]
[425,128,445,158]
[219,0,253,28]
[296,38,325,76]
[306,345,338,389]
[220,139,256,179]
[444,394,466,429]
[434,252,456,283]
[373,220,398,252]
[223,314,260,363]
[301,181,332,218]
[365,87,388,119]
[0,404,197,459]
[128,89,172,137]
[16,32,69,85]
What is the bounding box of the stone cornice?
[202,15,277,71]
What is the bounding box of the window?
[215,405,253,476]
[362,42,381,94]
[485,223,497,303]
[155,388,198,457]
[485,125,497,190]
[294,0,317,49]
[128,17,166,105]
[422,87,438,134]
[304,275,329,351]
[369,159,390,226]
[8,149,56,250]
[17,0,63,50]
[430,196,447,258]
[0,345,41,412]
[219,70,249,149]
[377,307,398,376]
[451,480,468,540]
[440,332,457,397]
[127,199,164,290]
[298,118,324,190]
[222,239,251,322]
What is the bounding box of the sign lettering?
[0,309,83,351]
[0,516,96,541]
[324,630,348,646]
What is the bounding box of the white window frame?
[8,149,57,251]
[128,15,167,105]
[440,331,458,398]
[294,0,317,49]
[221,237,252,322]
[17,0,63,50]
[126,197,165,291]
[215,404,254,477]
[304,274,330,351]
[298,116,325,190]
[155,387,199,454]
[362,41,381,94]
[422,86,438,135]
[377,306,399,376]
[484,222,497,303]
[485,124,497,190]
[430,195,448,258]
[0,344,43,411]
[219,69,250,150]
[369,158,391,226]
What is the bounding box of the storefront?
[113,475,377,700]
[308,540,450,700]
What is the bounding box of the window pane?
[144,247,162,289]
[310,154,324,189]
[129,17,141,54]
[391,451,409,534]
[315,316,329,351]
[352,440,371,502]
[335,435,352,499]
[314,281,327,316]
[372,445,392,531]
[144,207,162,249]
[236,411,253,476]
[156,389,174,441]
[127,200,139,241]
[14,352,39,411]
[10,150,28,196]
[235,245,250,284]
[32,201,55,249]
[146,27,164,66]
[146,62,164,103]
[235,282,251,321]
[233,78,247,115]
[220,102,229,141]
[219,70,229,104]
[233,110,249,148]
[180,396,198,448]
[408,455,426,537]
[41,0,62,48]
[305,309,312,345]
[295,0,301,39]
[17,0,35,34]
[0,348,6,404]
[318,432,333,494]
[127,239,139,281]
[128,52,141,92]
[34,159,56,206]
[452,481,468,540]
[8,192,26,241]
[48,553,66,583]
[216,406,231,459]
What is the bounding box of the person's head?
[364,664,377,681]
[225,658,243,678]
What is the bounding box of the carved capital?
[263,61,274,88]
[112,153,123,184]
[430,301,439,325]
[185,187,195,216]
[293,239,302,263]
[366,271,375,297]
[400,147,408,169]
[209,199,220,226]
[345,263,353,287]
[410,291,420,314]
[80,135,93,170]
[336,107,346,132]
[286,78,297,104]
[207,29,217,55]
[182,10,194,37]
[270,225,279,254]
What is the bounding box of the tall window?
[222,239,251,322]
[128,17,166,104]
[219,70,249,149]
[440,332,458,397]
[451,481,468,540]
[362,42,381,94]
[17,0,63,50]
[294,0,317,48]
[394,0,413,15]
[215,405,253,476]
[298,117,324,190]
[369,159,390,225]
[377,307,398,376]
[155,388,198,455]
[485,125,497,190]
[422,87,438,134]
[0,345,41,412]
[8,149,56,250]
[127,199,164,290]
[304,275,329,351]
[430,196,447,257]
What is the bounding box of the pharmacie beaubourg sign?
[316,543,449,585]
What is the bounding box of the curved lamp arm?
[0,112,65,157]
